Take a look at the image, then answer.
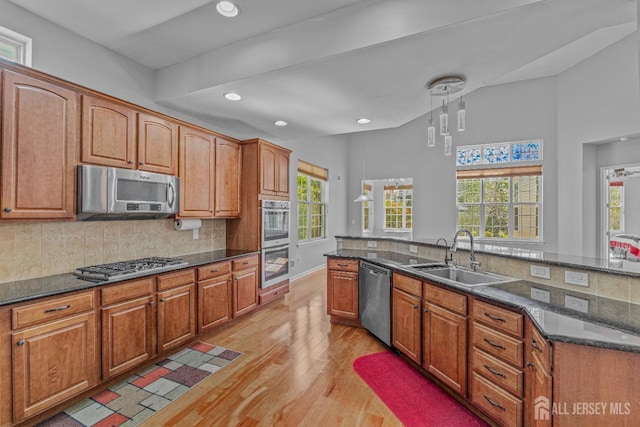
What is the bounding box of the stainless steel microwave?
[77,165,179,220]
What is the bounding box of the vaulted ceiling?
[9,0,637,140]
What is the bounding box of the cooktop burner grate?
[74,257,188,282]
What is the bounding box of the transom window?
[384,185,413,231]
[0,26,32,66]
[297,160,328,242]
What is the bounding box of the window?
[384,185,413,231]
[456,166,542,240]
[362,183,372,233]
[0,26,32,66]
[608,182,624,234]
[297,160,327,242]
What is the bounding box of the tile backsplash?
[0,219,226,283]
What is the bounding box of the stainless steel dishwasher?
[359,261,391,346]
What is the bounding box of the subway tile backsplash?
[0,219,226,283]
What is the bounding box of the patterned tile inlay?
[36,343,241,427]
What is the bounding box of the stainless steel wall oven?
[261,200,290,288]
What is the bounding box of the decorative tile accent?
[36,343,241,427]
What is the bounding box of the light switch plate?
[367,240,377,248]
[530,265,550,279]
[565,271,589,287]
[409,245,418,254]
[530,287,551,303]
[565,295,589,313]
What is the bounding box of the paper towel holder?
[174,219,202,239]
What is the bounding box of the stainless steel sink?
[403,264,516,287]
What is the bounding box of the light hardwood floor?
[142,268,401,427]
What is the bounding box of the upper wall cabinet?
[81,95,137,169]
[215,137,242,217]
[178,126,215,218]
[257,140,290,199]
[1,70,77,220]
[138,113,179,175]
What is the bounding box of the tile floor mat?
[36,342,242,427]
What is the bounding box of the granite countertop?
[0,249,258,307]
[327,249,640,353]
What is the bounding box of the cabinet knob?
[413,304,418,310]
[17,340,24,346]
[526,362,535,368]
[423,308,429,313]
[128,160,133,164]
[149,301,154,306]
[4,207,11,213]
[139,161,145,166]
[160,298,165,302]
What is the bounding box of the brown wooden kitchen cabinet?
[81,94,137,169]
[197,261,233,334]
[392,273,422,364]
[137,112,179,175]
[259,141,290,198]
[100,278,155,380]
[156,269,197,353]
[524,318,552,427]
[215,137,242,217]
[1,70,77,220]
[326,258,359,322]
[178,125,216,218]
[10,291,98,422]
[232,255,259,317]
[422,282,468,396]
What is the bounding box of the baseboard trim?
[290,264,326,282]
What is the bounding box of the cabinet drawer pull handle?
[44,304,71,313]
[484,364,506,378]
[484,312,506,322]
[211,269,220,273]
[337,263,349,267]
[484,338,506,350]
[531,339,543,353]
[483,394,506,411]
[17,340,24,346]
[243,261,249,265]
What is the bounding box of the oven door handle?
[263,244,289,253]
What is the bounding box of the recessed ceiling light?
[223,92,241,101]
[216,1,239,17]
[620,136,629,141]
[356,118,371,124]
[274,120,288,127]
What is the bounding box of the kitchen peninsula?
[327,235,640,427]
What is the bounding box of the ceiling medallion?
[426,75,466,96]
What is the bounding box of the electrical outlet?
[289,259,295,269]
[367,252,377,259]
[530,287,551,303]
[530,265,550,279]
[565,295,589,313]
[565,271,589,287]
[408,258,418,265]
[367,240,377,248]
[409,245,418,254]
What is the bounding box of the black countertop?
[327,249,640,353]
[0,249,257,307]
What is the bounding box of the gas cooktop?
[74,257,188,282]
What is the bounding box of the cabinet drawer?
[232,255,259,271]
[101,277,154,306]
[198,262,231,281]
[12,291,96,330]
[471,348,523,398]
[529,323,551,372]
[157,269,195,291]
[471,372,522,427]
[472,322,523,368]
[473,300,523,338]
[424,282,467,315]
[259,282,289,305]
[394,273,422,297]
[327,258,359,272]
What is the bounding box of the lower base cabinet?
[197,261,232,334]
[232,256,259,317]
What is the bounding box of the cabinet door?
[392,288,421,364]
[198,275,232,333]
[81,95,137,169]
[12,312,97,422]
[259,143,277,196]
[276,149,290,196]
[178,126,215,217]
[138,113,178,175]
[423,303,467,396]
[527,352,552,427]
[157,283,196,353]
[327,270,358,319]
[101,295,154,380]
[1,70,77,219]
[215,138,241,217]
[233,267,258,317]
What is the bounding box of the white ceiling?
[9,0,637,140]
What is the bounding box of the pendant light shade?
[427,117,436,147]
[457,98,466,132]
[444,135,452,156]
[439,101,449,136]
[354,140,372,203]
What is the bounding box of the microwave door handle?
[167,183,176,208]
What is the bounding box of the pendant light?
[427,95,435,147]
[425,75,467,157]
[439,99,449,136]
[457,96,466,132]
[354,140,372,203]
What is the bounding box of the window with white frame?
[0,26,32,66]
[297,160,327,242]
[384,185,413,231]
[362,182,372,233]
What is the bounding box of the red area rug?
[353,351,488,427]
